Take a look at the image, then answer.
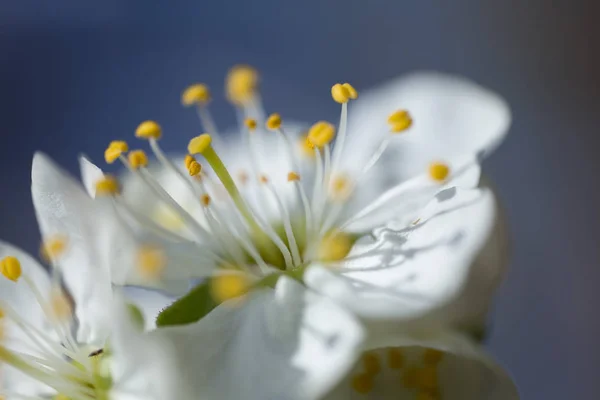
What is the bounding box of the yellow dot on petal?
[423,349,444,366]
[226,65,259,105]
[388,348,404,369]
[136,245,166,281]
[200,194,211,207]
[135,120,162,140]
[95,176,120,196]
[331,83,351,104]
[351,373,374,394]
[362,352,381,375]
[181,84,211,106]
[266,113,282,130]
[414,366,439,390]
[287,172,300,182]
[245,118,257,132]
[188,134,212,155]
[50,290,73,322]
[41,235,68,262]
[342,83,358,99]
[210,273,250,303]
[318,231,353,263]
[259,174,269,184]
[387,110,413,133]
[1,256,22,282]
[307,121,335,148]
[128,150,149,170]
[428,162,450,182]
[329,174,353,202]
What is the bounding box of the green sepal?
[156,280,218,327]
[126,303,145,330]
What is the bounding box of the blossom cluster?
[0,66,517,400]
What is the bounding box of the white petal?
[79,154,104,197]
[340,71,511,182]
[121,286,174,331]
[305,187,496,326]
[325,330,518,400]
[152,277,365,400]
[31,152,113,345]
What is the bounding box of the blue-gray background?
[1,1,598,398]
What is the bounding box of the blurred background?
[1,0,598,398]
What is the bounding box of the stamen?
[388,109,413,133]
[95,176,120,196]
[388,348,404,369]
[127,149,149,170]
[104,140,129,164]
[351,373,374,394]
[307,121,335,149]
[244,118,257,132]
[266,113,282,130]
[185,155,202,177]
[317,232,353,263]
[136,245,166,281]
[134,120,162,140]
[0,256,21,282]
[287,173,314,257]
[40,235,68,263]
[49,289,72,322]
[226,65,259,106]
[181,84,211,106]
[429,162,450,182]
[210,272,250,304]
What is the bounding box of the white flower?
[77,67,511,334]
[0,156,177,399]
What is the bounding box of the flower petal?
[325,330,518,400]
[305,187,497,327]
[340,71,511,182]
[152,276,365,400]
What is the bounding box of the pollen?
[423,349,444,366]
[210,272,250,303]
[244,118,258,132]
[351,373,374,394]
[307,121,335,148]
[362,352,382,375]
[226,65,259,105]
[318,231,353,262]
[200,194,211,207]
[104,140,129,164]
[187,160,202,177]
[428,162,450,182]
[95,176,120,196]
[182,83,211,106]
[0,256,21,282]
[266,113,282,130]
[135,120,162,140]
[50,289,72,321]
[188,134,212,155]
[387,110,413,133]
[387,348,404,369]
[40,235,68,262]
[287,171,300,182]
[136,245,166,281]
[331,83,351,104]
[128,150,149,169]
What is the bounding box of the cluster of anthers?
[0,246,112,400]
[96,65,451,304]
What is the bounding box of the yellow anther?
[414,366,439,390]
[210,273,250,303]
[153,206,185,231]
[362,352,381,375]
[266,113,282,130]
[331,83,351,104]
[299,134,316,158]
[128,150,149,169]
[0,256,22,282]
[402,367,419,389]
[184,154,196,169]
[95,176,120,196]
[200,194,211,207]
[351,373,374,394]
[387,110,413,133]
[244,118,257,132]
[182,83,211,106]
[329,175,353,201]
[50,289,72,321]
[104,141,129,164]
[423,349,444,366]
[136,245,166,281]
[342,83,358,99]
[287,172,300,182]
[387,348,404,370]
[307,121,335,148]
[41,235,68,262]
[226,65,259,105]
[188,134,212,155]
[259,175,269,184]
[428,162,450,182]
[318,231,353,263]
[187,160,202,177]
[415,391,440,400]
[135,120,162,140]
